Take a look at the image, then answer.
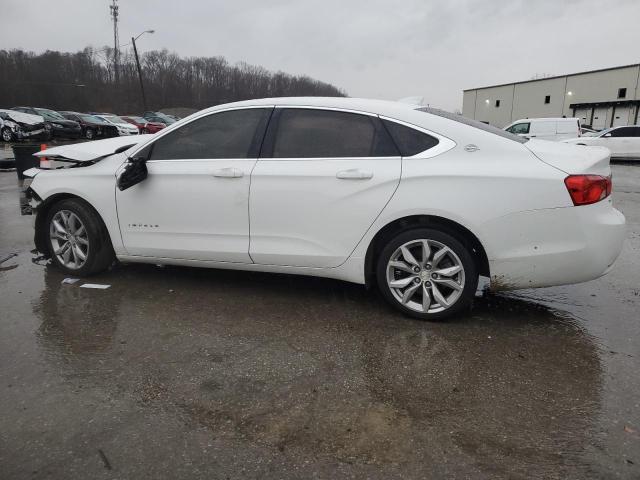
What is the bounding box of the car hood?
[33,134,153,162]
[526,138,611,176]
[0,109,44,125]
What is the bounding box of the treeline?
[0,47,346,113]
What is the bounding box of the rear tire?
[45,198,115,276]
[376,228,478,321]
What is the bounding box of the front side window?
[148,108,271,160]
[507,122,530,135]
[271,109,398,158]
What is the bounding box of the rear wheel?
[45,198,115,276]
[376,228,478,321]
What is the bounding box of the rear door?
[249,107,401,268]
[607,126,639,157]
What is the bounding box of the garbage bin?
[12,144,40,180]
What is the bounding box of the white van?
[504,118,581,141]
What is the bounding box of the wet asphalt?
[0,160,639,479]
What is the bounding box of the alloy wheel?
[1,128,12,142]
[386,239,465,314]
[49,210,90,269]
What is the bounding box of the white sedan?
[95,114,140,136]
[564,125,640,159]
[22,98,625,320]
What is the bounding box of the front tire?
[1,127,14,142]
[85,128,95,140]
[376,228,478,321]
[45,198,115,276]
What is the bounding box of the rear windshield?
[416,107,528,143]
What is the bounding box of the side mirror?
[603,133,612,138]
[117,157,148,191]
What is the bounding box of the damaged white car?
[0,109,47,142]
[21,98,626,320]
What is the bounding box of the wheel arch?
[364,214,490,287]
[34,192,111,257]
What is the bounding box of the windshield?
[35,108,66,121]
[81,114,108,124]
[416,107,528,144]
[150,112,176,124]
[103,115,129,125]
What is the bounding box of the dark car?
[120,115,166,134]
[142,111,177,125]
[12,107,82,139]
[59,111,119,140]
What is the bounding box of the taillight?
[564,175,612,206]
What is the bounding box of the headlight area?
[20,184,42,216]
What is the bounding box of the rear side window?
[148,108,270,160]
[271,109,398,158]
[382,119,439,156]
[609,126,636,138]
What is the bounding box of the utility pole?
[132,36,147,110]
[109,0,120,84]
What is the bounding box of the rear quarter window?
[382,119,439,156]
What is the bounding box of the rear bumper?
[481,199,626,290]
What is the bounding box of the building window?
[495,100,501,107]
[618,88,627,99]
[544,95,551,104]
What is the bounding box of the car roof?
[511,117,579,123]
[198,97,419,118]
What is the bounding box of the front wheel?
[376,228,478,321]
[1,127,14,142]
[45,198,115,276]
[85,128,95,140]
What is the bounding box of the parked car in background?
[504,118,581,141]
[11,107,82,139]
[142,111,177,125]
[59,111,119,140]
[121,115,166,134]
[0,109,47,142]
[22,98,625,321]
[564,125,640,160]
[94,114,139,136]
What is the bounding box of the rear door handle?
[336,169,373,180]
[212,167,244,178]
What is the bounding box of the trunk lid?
[526,139,610,176]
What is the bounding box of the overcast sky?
[1,0,639,111]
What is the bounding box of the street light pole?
[131,30,154,112]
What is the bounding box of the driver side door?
[115,107,272,262]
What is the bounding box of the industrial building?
[462,64,640,129]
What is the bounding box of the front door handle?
[336,169,373,180]
[212,167,244,178]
